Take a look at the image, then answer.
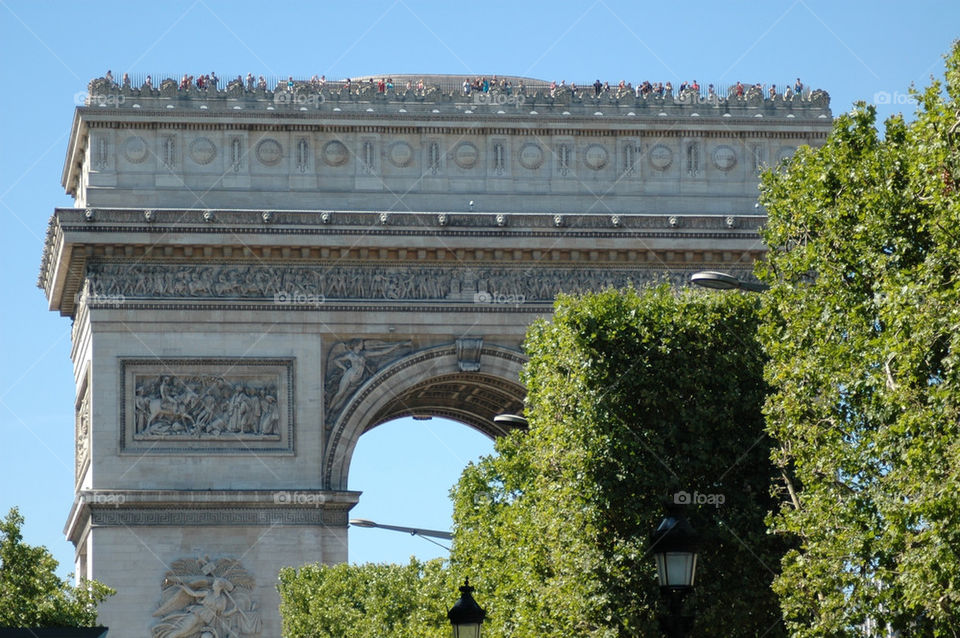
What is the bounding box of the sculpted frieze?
[86,263,693,305]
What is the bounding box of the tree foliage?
[450,286,784,637]
[757,41,960,636]
[0,507,114,628]
[277,558,452,638]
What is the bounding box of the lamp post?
[448,578,486,638]
[690,270,768,293]
[492,413,527,428]
[651,508,699,638]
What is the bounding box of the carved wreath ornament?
[152,556,262,638]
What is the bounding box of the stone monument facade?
[40,74,832,636]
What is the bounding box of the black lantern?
[651,508,699,637]
[651,509,699,590]
[447,578,486,638]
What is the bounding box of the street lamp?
[349,517,452,551]
[492,413,527,428]
[651,508,699,638]
[448,577,486,638]
[690,270,768,292]
[348,518,453,540]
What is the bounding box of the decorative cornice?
[64,489,362,543]
[40,208,766,316]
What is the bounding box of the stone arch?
[324,343,526,490]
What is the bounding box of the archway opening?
[348,415,496,564]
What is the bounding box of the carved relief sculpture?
[231,138,242,172]
[75,390,91,483]
[325,339,412,416]
[86,262,707,308]
[429,141,441,174]
[296,138,308,173]
[152,556,262,638]
[121,359,293,454]
[134,374,280,440]
[456,337,483,372]
[163,136,176,168]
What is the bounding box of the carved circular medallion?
[255,138,283,166]
[122,135,148,163]
[322,140,349,166]
[189,137,217,165]
[712,145,737,171]
[584,144,609,170]
[389,142,414,167]
[453,142,479,169]
[649,144,673,171]
[518,143,544,170]
[778,146,797,163]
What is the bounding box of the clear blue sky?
[1,0,957,579]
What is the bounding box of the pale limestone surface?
[38,76,832,638]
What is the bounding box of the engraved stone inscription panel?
[121,358,294,454]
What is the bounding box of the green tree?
[0,507,114,627]
[277,558,452,638]
[450,286,784,637]
[757,42,960,636]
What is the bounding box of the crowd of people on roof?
[460,76,807,100]
[102,70,808,101]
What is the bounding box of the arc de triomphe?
[39,74,831,637]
